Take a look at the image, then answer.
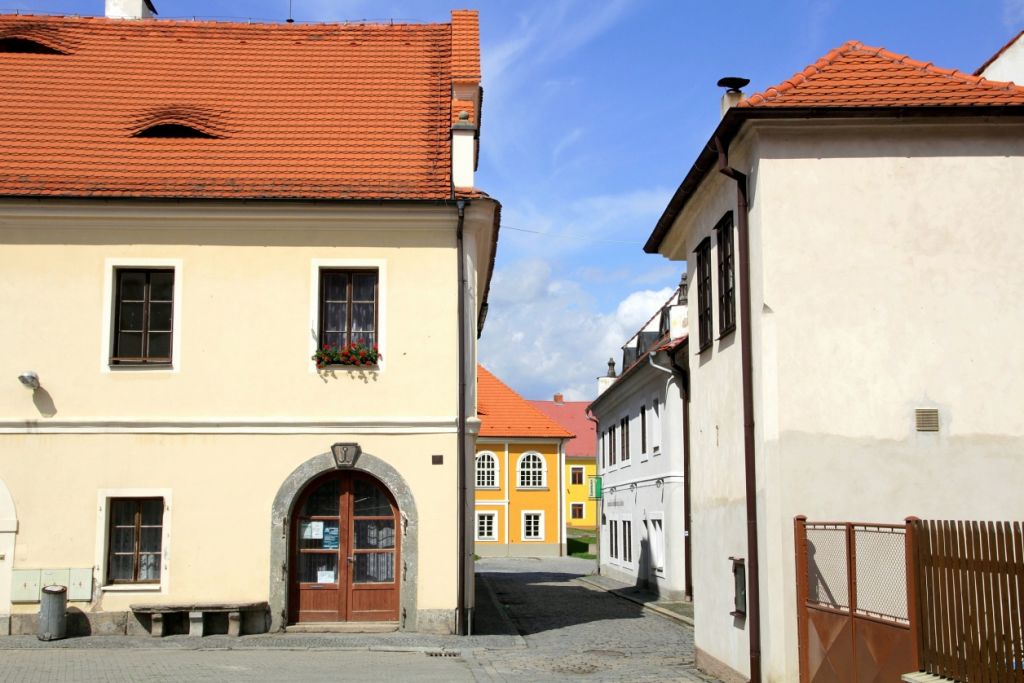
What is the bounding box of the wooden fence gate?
[795,517,919,682]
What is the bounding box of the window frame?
[716,212,736,337]
[609,519,619,560]
[516,452,547,489]
[318,267,379,351]
[622,516,634,568]
[475,511,497,542]
[608,425,617,467]
[309,259,387,373]
[695,237,713,351]
[640,404,648,458]
[570,466,585,486]
[570,502,585,520]
[95,489,172,593]
[521,510,545,542]
[110,268,175,366]
[652,399,661,454]
[620,416,630,463]
[648,513,666,575]
[475,451,499,489]
[101,259,183,373]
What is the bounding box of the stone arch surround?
[268,451,419,632]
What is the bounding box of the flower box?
[313,342,381,369]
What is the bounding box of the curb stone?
[575,575,695,628]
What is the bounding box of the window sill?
[475,486,500,491]
[515,487,549,491]
[101,583,162,593]
[475,538,498,543]
[107,364,175,373]
[317,364,381,371]
[718,326,736,340]
[521,538,546,542]
[697,343,712,354]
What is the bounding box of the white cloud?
[479,258,674,402]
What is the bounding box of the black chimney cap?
[717,77,750,92]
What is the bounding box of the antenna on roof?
[286,0,294,23]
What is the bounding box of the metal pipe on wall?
[455,199,468,635]
[713,135,761,682]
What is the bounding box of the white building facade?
[645,40,1024,682]
[591,291,689,601]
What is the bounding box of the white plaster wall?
[594,357,687,598]
[660,134,759,679]
[979,33,1024,84]
[754,121,1024,682]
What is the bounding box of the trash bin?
[38,585,67,641]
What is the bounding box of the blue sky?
[11,0,1023,399]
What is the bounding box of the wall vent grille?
[915,408,939,432]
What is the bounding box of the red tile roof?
[528,400,596,458]
[740,40,1024,109]
[0,12,480,200]
[477,366,573,439]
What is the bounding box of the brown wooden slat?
[918,521,934,673]
[956,520,972,683]
[938,520,953,677]
[983,521,997,683]
[1013,522,1024,683]
[997,522,1012,683]
[970,520,985,683]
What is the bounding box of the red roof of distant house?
[740,40,1024,108]
[477,366,573,439]
[528,399,596,458]
[0,11,479,200]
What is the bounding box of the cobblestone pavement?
[0,649,472,682]
[466,557,717,683]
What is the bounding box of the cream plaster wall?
[0,432,459,615]
[661,120,1024,682]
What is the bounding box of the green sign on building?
[588,475,603,500]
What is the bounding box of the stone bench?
[131,602,268,637]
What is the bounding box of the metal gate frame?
[795,516,920,682]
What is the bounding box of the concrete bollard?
[38,585,67,641]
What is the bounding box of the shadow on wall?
[634,536,660,599]
[475,571,644,636]
[32,387,57,417]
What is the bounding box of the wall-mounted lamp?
[331,442,361,469]
[18,372,39,390]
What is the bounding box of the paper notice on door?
[317,570,335,584]
[302,521,324,540]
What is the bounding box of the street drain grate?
[425,651,461,658]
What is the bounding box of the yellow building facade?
[473,368,570,557]
[529,397,598,531]
[564,457,598,529]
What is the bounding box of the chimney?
[106,0,157,19]
[596,358,617,396]
[450,10,481,191]
[553,393,564,405]
[717,77,749,118]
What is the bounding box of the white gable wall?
[979,32,1024,83]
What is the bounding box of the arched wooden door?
[288,471,400,623]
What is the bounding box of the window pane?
[150,271,174,301]
[302,480,340,517]
[139,553,161,581]
[353,552,394,583]
[119,272,145,301]
[324,302,347,333]
[140,527,162,553]
[111,526,135,553]
[119,302,144,331]
[108,554,134,581]
[148,333,171,359]
[352,304,374,334]
[355,520,395,549]
[323,273,348,301]
[352,273,376,301]
[149,303,172,332]
[115,332,142,357]
[110,500,135,526]
[298,553,338,584]
[353,480,392,517]
[323,331,346,349]
[140,499,163,525]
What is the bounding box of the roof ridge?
[741,39,1024,108]
[0,12,451,30]
[477,365,574,438]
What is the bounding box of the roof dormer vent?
[134,123,217,139]
[0,37,65,54]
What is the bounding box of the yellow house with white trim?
[530,395,598,530]
[474,368,571,557]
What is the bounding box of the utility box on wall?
[68,568,93,602]
[11,569,40,603]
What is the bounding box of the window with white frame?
[105,497,165,584]
[649,517,665,572]
[570,502,584,520]
[609,519,619,559]
[652,399,661,453]
[522,511,544,541]
[475,452,498,489]
[517,452,546,488]
[622,519,633,565]
[476,511,497,541]
[570,466,584,486]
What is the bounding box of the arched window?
[475,452,498,489]
[517,452,546,488]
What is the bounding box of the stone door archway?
[269,451,418,632]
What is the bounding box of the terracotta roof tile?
[0,13,476,200]
[740,40,1024,109]
[528,400,595,458]
[477,366,573,439]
